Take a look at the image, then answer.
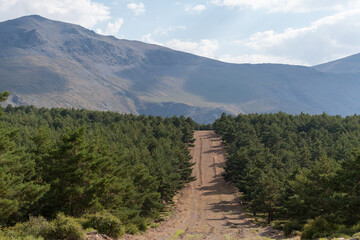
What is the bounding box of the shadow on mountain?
[137,102,227,123]
[0,62,68,94]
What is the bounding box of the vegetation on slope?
[0,92,196,239]
[214,112,360,239]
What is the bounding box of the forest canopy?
[3,90,360,239]
[0,99,196,239]
[213,112,360,239]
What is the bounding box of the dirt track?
[123,131,290,240]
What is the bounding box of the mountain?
[1,15,360,122]
[313,53,360,73]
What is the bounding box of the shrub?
[353,222,360,233]
[125,223,139,234]
[13,216,54,239]
[23,237,43,240]
[137,218,148,232]
[1,215,87,240]
[0,216,51,240]
[329,232,350,238]
[51,213,86,240]
[290,230,301,237]
[114,208,147,232]
[353,232,360,238]
[284,219,302,236]
[301,217,338,239]
[82,212,125,238]
[0,228,44,240]
[270,220,285,230]
[1,235,43,240]
[148,222,160,229]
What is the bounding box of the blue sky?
[1,0,360,65]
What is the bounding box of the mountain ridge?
[313,53,360,73]
[1,15,360,122]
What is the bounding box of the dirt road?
[123,131,288,240]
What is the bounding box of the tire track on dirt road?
[123,131,294,240]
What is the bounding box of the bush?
[290,230,301,237]
[82,212,125,238]
[353,222,360,233]
[125,223,139,234]
[114,208,147,232]
[51,213,85,240]
[329,232,350,238]
[270,220,285,230]
[137,218,148,232]
[301,217,339,239]
[284,220,302,236]
[0,235,43,240]
[0,216,51,240]
[13,216,54,239]
[353,232,360,238]
[0,215,86,240]
[0,229,44,240]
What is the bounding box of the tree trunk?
[267,211,272,224]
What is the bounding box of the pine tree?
[40,128,112,216]
[289,155,339,220]
[0,92,48,225]
[335,152,360,224]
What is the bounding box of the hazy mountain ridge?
[313,53,360,73]
[1,15,360,122]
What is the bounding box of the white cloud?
[185,4,206,13]
[127,2,145,16]
[211,0,360,13]
[0,0,110,28]
[153,25,186,36]
[166,39,219,58]
[236,9,360,64]
[141,33,163,45]
[96,18,124,36]
[218,54,308,65]
[105,18,124,35]
[141,35,218,59]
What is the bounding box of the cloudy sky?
[1,0,360,66]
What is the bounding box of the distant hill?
[1,15,360,122]
[313,53,360,73]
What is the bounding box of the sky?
[1,0,360,66]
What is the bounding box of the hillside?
[313,53,360,73]
[1,15,360,122]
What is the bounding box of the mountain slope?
[313,53,360,73]
[1,15,360,122]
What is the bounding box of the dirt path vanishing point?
[123,131,295,240]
